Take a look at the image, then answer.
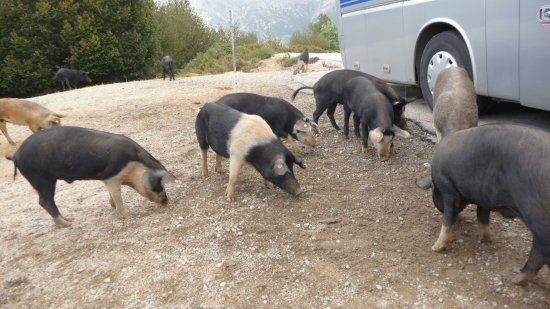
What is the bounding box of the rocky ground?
[0,57,549,308]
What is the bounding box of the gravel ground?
[1,58,549,308]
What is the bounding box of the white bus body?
[337,0,550,110]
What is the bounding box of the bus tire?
[419,30,473,110]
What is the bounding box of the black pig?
[291,69,416,131]
[6,126,175,228]
[160,55,175,81]
[217,92,320,152]
[53,68,92,91]
[195,102,305,202]
[430,124,550,285]
[342,76,411,161]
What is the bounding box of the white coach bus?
[337,0,550,112]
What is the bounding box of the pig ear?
[160,170,176,184]
[273,160,291,176]
[369,127,384,143]
[305,118,321,134]
[392,124,411,138]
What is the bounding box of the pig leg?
[512,239,547,285]
[63,79,72,90]
[312,107,325,127]
[34,178,71,228]
[104,180,129,219]
[200,148,208,177]
[215,154,224,175]
[360,121,369,154]
[326,103,340,131]
[0,120,16,145]
[343,106,352,138]
[353,114,361,138]
[225,156,244,202]
[432,192,461,251]
[476,207,492,243]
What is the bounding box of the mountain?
[187,0,338,44]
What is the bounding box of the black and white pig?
[216,92,320,152]
[342,76,411,161]
[6,126,175,228]
[52,68,92,91]
[291,69,416,131]
[430,124,550,285]
[195,102,305,202]
[160,55,175,81]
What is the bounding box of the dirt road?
[1,59,548,308]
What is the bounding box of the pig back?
[432,124,550,208]
[14,126,165,181]
[195,103,242,157]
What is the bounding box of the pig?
[293,49,309,74]
[291,69,416,131]
[52,68,92,91]
[415,67,479,189]
[429,124,550,285]
[195,102,305,202]
[216,92,320,152]
[433,67,478,143]
[342,76,411,161]
[0,98,66,145]
[160,55,175,81]
[6,126,175,228]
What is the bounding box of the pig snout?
[145,190,168,205]
[303,134,319,147]
[281,176,302,196]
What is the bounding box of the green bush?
[289,14,339,51]
[0,0,159,97]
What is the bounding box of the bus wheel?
[419,30,472,110]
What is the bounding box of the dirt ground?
[1,57,549,308]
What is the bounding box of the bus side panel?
[486,0,519,101]
[519,1,550,110]
[340,2,409,84]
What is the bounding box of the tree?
[154,0,218,73]
[0,0,159,97]
[289,14,339,51]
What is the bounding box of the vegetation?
[0,0,159,97]
[0,0,339,97]
[289,14,339,51]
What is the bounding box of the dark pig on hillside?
[52,68,92,91]
[430,124,550,285]
[342,76,411,161]
[160,55,175,81]
[195,102,305,202]
[6,126,175,228]
[216,92,320,152]
[291,69,416,131]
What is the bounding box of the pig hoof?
[116,210,129,219]
[431,242,447,252]
[264,181,275,190]
[53,216,72,228]
[478,231,492,243]
[512,273,531,286]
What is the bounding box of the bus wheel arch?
[418,30,473,110]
